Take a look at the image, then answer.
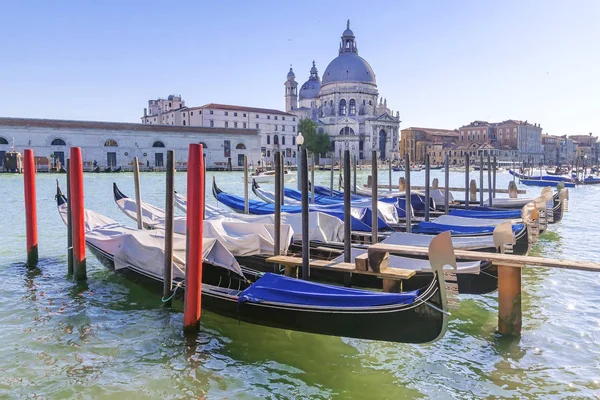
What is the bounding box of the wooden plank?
[265,255,416,280]
[363,184,526,194]
[367,243,600,273]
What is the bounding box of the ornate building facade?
[285,21,401,161]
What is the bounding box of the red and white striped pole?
[23,149,38,266]
[69,147,87,280]
[184,144,204,331]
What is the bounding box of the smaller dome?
[287,67,295,81]
[299,80,320,100]
[168,95,174,100]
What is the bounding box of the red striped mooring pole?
[23,149,38,267]
[184,144,205,331]
[69,147,87,280]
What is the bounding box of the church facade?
[285,21,401,161]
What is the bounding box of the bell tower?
[284,66,298,112]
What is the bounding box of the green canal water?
[1,170,599,399]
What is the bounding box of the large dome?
[322,53,376,86]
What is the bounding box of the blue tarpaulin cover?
[449,208,522,219]
[238,273,418,307]
[413,222,524,235]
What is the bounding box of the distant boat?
[244,168,296,183]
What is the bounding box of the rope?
[161,281,183,303]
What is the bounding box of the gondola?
[113,184,500,294]
[519,178,575,188]
[56,183,450,344]
[103,166,112,173]
[112,166,122,173]
[93,166,101,173]
[214,178,392,231]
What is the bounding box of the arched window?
[267,135,270,145]
[51,138,66,146]
[273,135,279,145]
[292,136,296,146]
[152,141,165,148]
[236,143,246,150]
[104,139,118,147]
[282,136,286,145]
[339,99,347,116]
[339,127,354,136]
[349,99,356,116]
[368,100,373,106]
[198,142,208,149]
[0,137,7,145]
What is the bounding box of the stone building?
[286,21,401,161]
[0,117,261,171]
[400,127,458,163]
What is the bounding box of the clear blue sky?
[1,0,598,135]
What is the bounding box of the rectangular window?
[243,113,247,117]
[234,112,238,117]
[293,126,296,132]
[190,112,193,116]
[275,125,278,131]
[210,110,214,115]
[183,113,186,117]
[267,116,271,119]
[293,118,296,121]
[225,122,229,128]
[199,111,202,114]
[282,125,285,131]
[234,122,238,128]
[243,122,247,128]
[225,111,229,116]
[256,114,259,118]
[282,117,286,120]
[256,123,259,129]
[274,116,278,120]
[210,120,214,127]
[224,140,231,157]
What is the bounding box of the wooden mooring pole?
[479,154,484,206]
[444,154,449,214]
[388,159,392,190]
[353,154,357,194]
[243,155,249,214]
[371,150,378,243]
[343,150,352,286]
[311,153,315,204]
[133,156,143,230]
[424,154,430,222]
[493,155,497,197]
[405,155,412,233]
[301,148,310,279]
[274,151,282,269]
[184,144,204,331]
[69,147,86,280]
[66,159,73,275]
[464,154,470,210]
[163,150,175,308]
[23,149,38,267]
[487,154,493,207]
[329,152,334,197]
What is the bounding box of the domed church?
[285,21,401,161]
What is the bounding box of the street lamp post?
[296,132,304,190]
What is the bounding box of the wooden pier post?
[280,153,285,206]
[487,154,493,207]
[133,156,143,230]
[329,152,334,197]
[479,154,484,206]
[444,154,449,214]
[388,159,392,190]
[66,159,74,275]
[274,152,282,266]
[371,150,378,243]
[464,154,470,210]
[353,154,357,194]
[493,156,497,198]
[184,143,204,331]
[508,181,518,198]
[405,155,412,233]
[495,222,522,336]
[399,177,406,191]
[243,155,249,214]
[343,150,352,263]
[69,147,86,280]
[163,150,175,307]
[301,148,310,279]
[311,153,315,204]
[424,154,430,222]
[469,179,477,202]
[23,149,38,267]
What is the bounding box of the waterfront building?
[542,134,575,165]
[400,127,458,163]
[569,133,597,165]
[0,117,261,171]
[288,21,401,161]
